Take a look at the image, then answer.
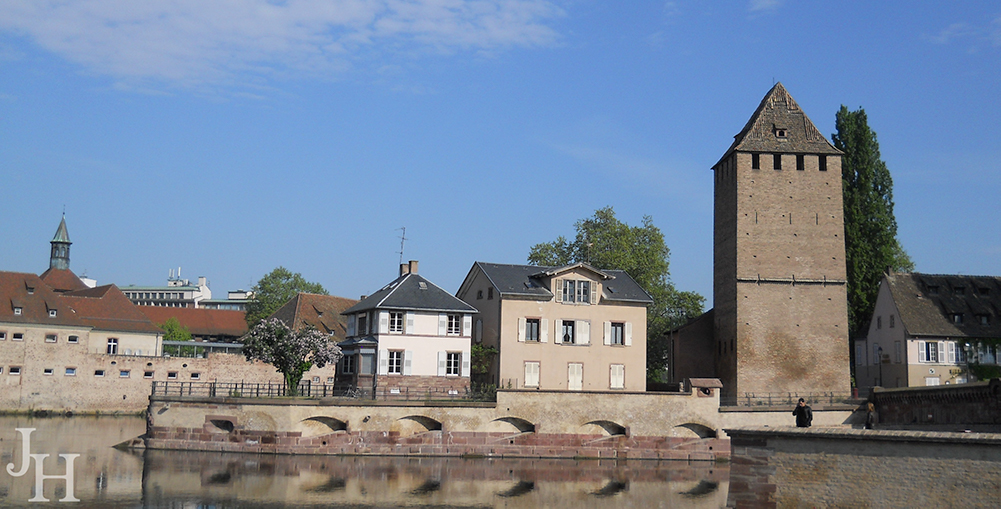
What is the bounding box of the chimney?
[408,260,418,274]
[360,295,367,300]
[400,263,409,276]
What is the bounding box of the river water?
[0,416,729,508]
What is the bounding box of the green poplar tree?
[833,106,914,338]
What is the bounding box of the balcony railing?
[150,381,495,402]
[720,391,855,407]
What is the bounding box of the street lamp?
[876,346,883,387]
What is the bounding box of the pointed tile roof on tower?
[714,82,841,168]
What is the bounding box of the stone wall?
[376,374,469,395]
[0,347,336,413]
[726,427,1001,508]
[874,379,1001,427]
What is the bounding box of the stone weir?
[145,388,730,461]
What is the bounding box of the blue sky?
[1,1,999,307]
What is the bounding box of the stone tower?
[712,83,850,399]
[49,215,72,270]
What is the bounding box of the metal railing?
[151,381,495,402]
[720,392,855,407]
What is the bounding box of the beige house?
[457,262,652,392]
[855,272,1001,394]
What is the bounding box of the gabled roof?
[39,268,89,293]
[60,284,163,334]
[886,272,1001,338]
[0,271,86,327]
[714,82,841,168]
[139,306,249,339]
[463,262,653,304]
[270,293,357,340]
[342,273,477,315]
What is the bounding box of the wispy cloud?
[926,17,1001,48]
[0,0,564,91]
[748,0,780,12]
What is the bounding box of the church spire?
[49,215,72,270]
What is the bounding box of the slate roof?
[468,262,654,304]
[714,82,841,168]
[886,272,1001,338]
[270,293,357,340]
[139,306,249,339]
[39,267,89,293]
[342,273,477,315]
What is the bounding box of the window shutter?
[518,318,527,342]
[463,315,472,336]
[461,351,470,377]
[590,283,597,304]
[603,321,612,346]
[347,315,356,337]
[554,320,563,344]
[406,312,415,334]
[437,351,447,376]
[918,341,926,362]
[939,342,946,363]
[578,320,590,345]
[404,350,413,375]
[525,362,539,387]
[378,311,389,334]
[948,342,956,363]
[378,350,389,375]
[553,279,561,303]
[540,319,549,343]
[625,322,633,346]
[438,314,447,336]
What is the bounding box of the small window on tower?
[773,154,782,170]
[775,129,787,138]
[819,155,827,171]
[752,153,760,170]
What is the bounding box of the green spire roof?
[52,215,71,244]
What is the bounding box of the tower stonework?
[712,83,850,400]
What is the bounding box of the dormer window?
[979,315,990,326]
[26,286,34,295]
[978,287,990,296]
[49,309,57,318]
[927,286,939,295]
[13,307,22,316]
[775,128,787,138]
[952,313,964,325]
[557,279,595,305]
[954,286,965,296]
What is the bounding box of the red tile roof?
[1,271,160,335]
[0,271,86,327]
[139,306,248,339]
[61,284,163,334]
[270,293,358,340]
[39,268,89,293]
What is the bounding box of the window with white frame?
[65,367,76,376]
[10,366,21,375]
[14,307,22,316]
[561,279,576,303]
[610,364,625,390]
[190,372,200,380]
[558,279,594,304]
[167,371,177,380]
[45,334,57,343]
[44,368,54,375]
[94,369,105,377]
[0,332,6,341]
[610,323,625,346]
[918,341,939,363]
[13,333,23,341]
[48,309,57,317]
[119,370,130,378]
[525,361,540,387]
[446,352,461,376]
[107,338,119,355]
[389,312,404,333]
[447,314,462,335]
[388,350,403,374]
[68,335,78,344]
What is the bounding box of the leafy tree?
[245,267,328,328]
[528,207,705,382]
[159,317,192,342]
[833,106,914,338]
[242,318,342,396]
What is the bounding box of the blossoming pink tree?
[243,318,342,396]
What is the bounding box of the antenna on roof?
[397,227,408,265]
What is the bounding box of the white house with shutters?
[337,261,477,396]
